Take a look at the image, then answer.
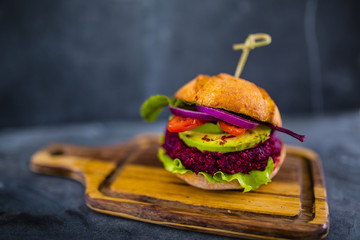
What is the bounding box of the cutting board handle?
[43,142,129,162]
[30,134,160,185]
[30,143,122,186]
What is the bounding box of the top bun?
[175,73,282,127]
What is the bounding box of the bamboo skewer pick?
[233,33,272,78]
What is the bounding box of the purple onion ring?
[196,105,259,129]
[169,106,217,121]
[196,105,305,141]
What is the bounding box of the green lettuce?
[140,95,188,122]
[158,147,274,192]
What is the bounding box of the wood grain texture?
[30,134,329,239]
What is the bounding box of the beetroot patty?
[162,130,282,175]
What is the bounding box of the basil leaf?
[140,95,188,122]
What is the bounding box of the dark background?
[1,0,359,129]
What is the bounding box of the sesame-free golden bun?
[175,73,282,127]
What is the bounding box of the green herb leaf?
[140,95,188,122]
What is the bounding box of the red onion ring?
[196,105,305,142]
[169,106,217,121]
[264,123,305,142]
[196,106,259,129]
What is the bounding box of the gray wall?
[1,0,359,128]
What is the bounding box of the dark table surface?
[1,111,359,239]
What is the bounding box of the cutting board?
[30,134,329,239]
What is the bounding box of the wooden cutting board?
[30,134,329,239]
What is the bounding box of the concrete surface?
[0,111,359,239]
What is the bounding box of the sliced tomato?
[167,116,206,132]
[218,120,247,136]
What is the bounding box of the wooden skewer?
[233,33,272,78]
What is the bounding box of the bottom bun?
[175,146,286,190]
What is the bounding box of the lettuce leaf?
[158,147,274,192]
[140,95,187,122]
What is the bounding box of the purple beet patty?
[162,130,282,175]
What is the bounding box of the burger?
[140,73,304,192]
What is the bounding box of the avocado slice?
[192,122,225,134]
[178,125,271,153]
